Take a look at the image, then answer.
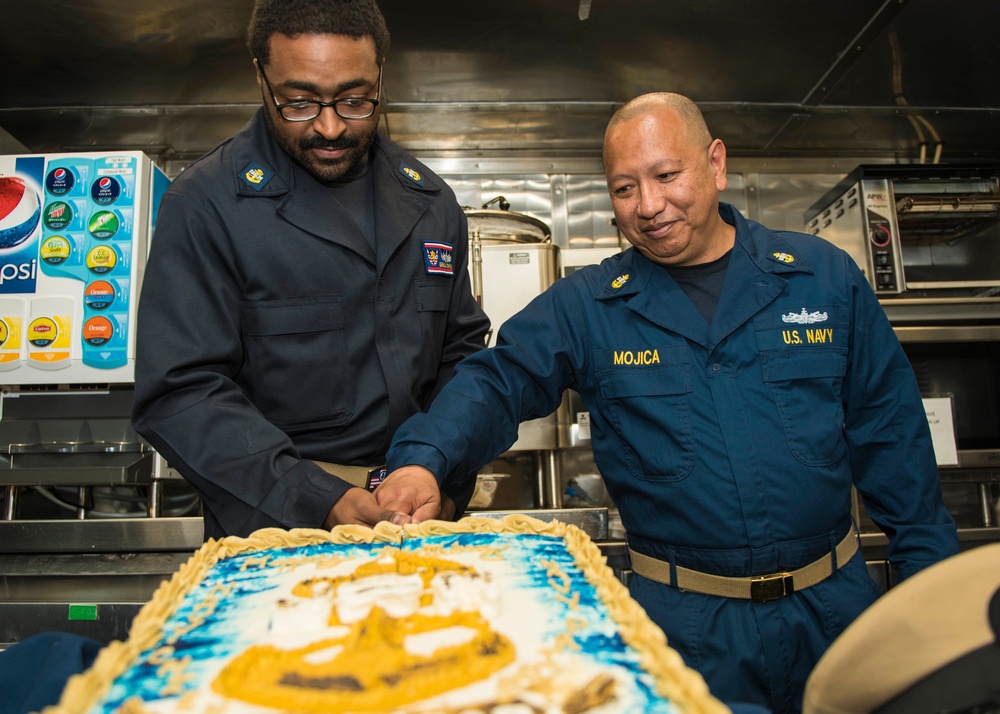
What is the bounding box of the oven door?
[889,312,1000,533]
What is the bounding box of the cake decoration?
[44,515,728,714]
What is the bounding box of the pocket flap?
[241,297,344,336]
[597,365,691,399]
[761,351,846,381]
[415,280,452,312]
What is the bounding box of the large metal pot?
[463,196,552,245]
[463,196,552,314]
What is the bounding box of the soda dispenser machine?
[0,157,202,530]
[0,152,188,646]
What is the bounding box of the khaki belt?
[628,529,859,603]
[313,461,387,492]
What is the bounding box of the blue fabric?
[729,704,774,714]
[388,203,959,711]
[0,633,101,714]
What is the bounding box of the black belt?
[628,529,860,602]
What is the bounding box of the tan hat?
[803,543,1000,714]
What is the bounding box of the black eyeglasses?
[255,60,381,121]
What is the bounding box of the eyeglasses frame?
[254,59,382,122]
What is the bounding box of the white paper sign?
[923,397,959,466]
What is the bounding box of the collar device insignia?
[398,160,424,186]
[240,161,274,192]
[611,273,631,289]
[770,251,795,264]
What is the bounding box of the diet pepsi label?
[45,167,76,196]
[91,176,122,205]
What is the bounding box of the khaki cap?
[803,543,1000,714]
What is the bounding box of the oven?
[804,164,1000,298]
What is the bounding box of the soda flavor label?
[82,311,127,369]
[0,316,21,348]
[43,200,75,231]
[90,176,122,205]
[26,296,73,369]
[40,235,72,265]
[44,159,93,198]
[83,280,116,310]
[0,297,26,369]
[43,198,93,233]
[82,315,114,346]
[27,316,58,347]
[86,244,118,274]
[39,232,87,282]
[46,167,76,196]
[88,210,120,239]
[0,316,23,368]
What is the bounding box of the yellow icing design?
[212,606,515,712]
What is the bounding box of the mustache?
[299,135,360,151]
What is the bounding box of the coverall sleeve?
[131,191,349,536]
[840,256,958,579]
[388,283,581,483]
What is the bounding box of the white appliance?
[0,151,169,386]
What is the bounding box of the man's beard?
[265,110,377,183]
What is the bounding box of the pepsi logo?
[90,175,121,205]
[45,166,76,196]
[0,176,41,250]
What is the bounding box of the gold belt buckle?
[750,571,794,602]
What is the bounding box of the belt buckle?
[366,467,388,492]
[750,572,794,602]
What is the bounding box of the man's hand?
[323,487,410,530]
[375,466,448,523]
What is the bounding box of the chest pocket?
[596,364,693,482]
[241,297,351,431]
[761,350,847,466]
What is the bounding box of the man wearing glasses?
[131,0,489,540]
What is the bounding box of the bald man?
[377,92,958,712]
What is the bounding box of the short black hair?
[247,0,390,66]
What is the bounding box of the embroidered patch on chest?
[423,241,455,275]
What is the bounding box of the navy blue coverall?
[132,109,489,539]
[388,202,958,712]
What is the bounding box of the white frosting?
[426,569,498,619]
[334,571,424,622]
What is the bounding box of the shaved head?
[603,92,712,164]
